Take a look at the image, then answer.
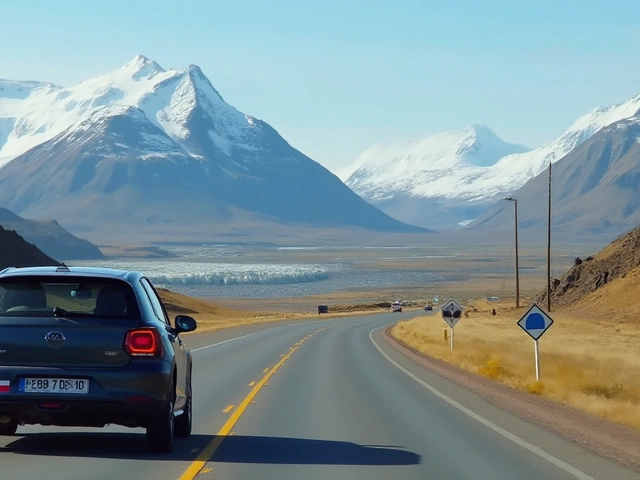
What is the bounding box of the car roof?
[0,265,143,282]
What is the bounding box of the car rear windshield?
[0,276,140,319]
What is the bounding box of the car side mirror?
[175,315,198,333]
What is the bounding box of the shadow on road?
[1,432,214,460]
[213,435,421,465]
[2,432,421,465]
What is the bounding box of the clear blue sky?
[2,0,639,176]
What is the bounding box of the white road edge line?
[369,327,595,480]
[191,333,256,353]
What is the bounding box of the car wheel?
[175,376,192,438]
[146,399,175,453]
[0,420,17,436]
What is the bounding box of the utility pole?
[547,162,552,312]
[504,197,520,308]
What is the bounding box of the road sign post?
[440,299,463,353]
[517,304,554,381]
[534,338,540,381]
[451,326,455,353]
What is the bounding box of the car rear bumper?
[0,359,172,428]
[0,398,166,428]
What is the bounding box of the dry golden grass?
[157,287,256,332]
[391,296,640,431]
[156,288,391,333]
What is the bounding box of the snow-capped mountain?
[0,56,425,240]
[345,125,530,200]
[344,125,530,228]
[0,55,259,167]
[471,115,640,235]
[0,79,59,100]
[346,95,640,229]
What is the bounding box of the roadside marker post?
[517,304,554,381]
[441,299,464,353]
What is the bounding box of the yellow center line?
[178,342,301,480]
[222,405,234,413]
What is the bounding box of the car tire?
[0,420,18,436]
[146,399,175,453]
[175,376,192,438]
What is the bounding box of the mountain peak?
[453,125,526,166]
[0,57,426,238]
[120,55,165,80]
[344,125,529,183]
[462,124,498,138]
[464,124,492,133]
[183,64,225,103]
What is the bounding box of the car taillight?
[124,328,161,357]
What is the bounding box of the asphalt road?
[1,312,639,480]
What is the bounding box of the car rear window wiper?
[52,307,83,321]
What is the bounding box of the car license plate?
[19,378,89,394]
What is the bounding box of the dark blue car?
[0,265,197,453]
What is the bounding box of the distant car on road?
[425,304,433,311]
[0,265,197,453]
[391,301,403,313]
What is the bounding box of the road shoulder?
[381,325,640,474]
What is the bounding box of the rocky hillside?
[536,224,640,308]
[0,225,60,270]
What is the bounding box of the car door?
[140,278,187,409]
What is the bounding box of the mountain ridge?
[470,114,640,234]
[0,56,427,239]
[0,207,105,260]
[345,94,640,230]
[0,225,61,270]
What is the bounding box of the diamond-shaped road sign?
[517,303,554,340]
[441,298,464,328]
